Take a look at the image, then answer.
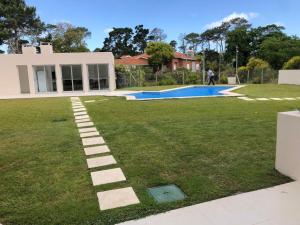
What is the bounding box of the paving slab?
[87,155,117,168]
[75,118,90,123]
[72,105,84,109]
[77,122,94,128]
[75,115,89,120]
[284,98,296,100]
[97,187,140,210]
[72,103,84,107]
[80,131,100,138]
[85,100,96,103]
[74,111,87,116]
[79,127,97,133]
[91,168,126,186]
[84,145,110,155]
[256,98,269,101]
[270,98,283,100]
[118,182,300,225]
[73,108,86,112]
[82,136,105,146]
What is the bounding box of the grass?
[235,84,300,97]
[1,84,300,225]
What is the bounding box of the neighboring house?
[115,52,201,72]
[0,43,116,98]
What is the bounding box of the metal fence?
[116,66,279,88]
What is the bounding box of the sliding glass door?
[88,64,109,90]
[33,65,57,92]
[61,65,83,91]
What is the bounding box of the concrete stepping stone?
[77,122,94,128]
[74,112,87,116]
[87,155,117,168]
[237,97,255,101]
[98,99,109,102]
[297,97,300,99]
[84,145,110,155]
[72,106,84,109]
[75,118,90,123]
[284,98,296,100]
[91,168,126,186]
[72,103,83,106]
[75,115,89,120]
[97,187,139,210]
[256,98,269,101]
[80,131,99,138]
[85,100,96,103]
[82,136,105,146]
[270,98,283,101]
[79,127,97,133]
[70,97,80,100]
[73,108,86,112]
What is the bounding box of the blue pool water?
[129,86,236,100]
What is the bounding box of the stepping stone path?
[91,168,126,186]
[238,96,300,101]
[256,98,269,101]
[70,97,139,211]
[97,187,139,210]
[84,100,96,103]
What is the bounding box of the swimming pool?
[126,86,243,100]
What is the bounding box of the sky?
[15,0,300,51]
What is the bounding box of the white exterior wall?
[278,70,300,85]
[276,111,300,180]
[0,52,116,97]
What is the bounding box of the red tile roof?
[115,57,149,66]
[115,52,198,66]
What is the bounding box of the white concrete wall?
[0,52,116,97]
[278,70,300,85]
[276,111,300,180]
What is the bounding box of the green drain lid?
[148,184,186,203]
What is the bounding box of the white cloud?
[103,28,113,34]
[205,12,259,28]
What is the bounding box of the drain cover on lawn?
[148,184,186,203]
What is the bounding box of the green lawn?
[1,84,300,225]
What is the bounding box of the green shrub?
[159,74,177,85]
[220,75,228,84]
[185,72,199,84]
[283,56,300,69]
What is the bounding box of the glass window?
[61,65,83,91]
[61,65,72,91]
[99,64,109,89]
[88,64,99,90]
[88,64,109,90]
[72,65,83,91]
[33,65,57,92]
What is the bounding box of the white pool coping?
[125,85,245,101]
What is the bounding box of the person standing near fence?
[207,69,215,85]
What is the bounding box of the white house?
[0,43,116,98]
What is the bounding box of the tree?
[102,27,135,57]
[184,32,201,52]
[259,35,300,69]
[178,33,187,53]
[225,27,252,66]
[132,25,149,53]
[145,42,174,82]
[148,28,167,42]
[0,0,45,53]
[283,56,300,69]
[249,24,285,57]
[169,40,177,50]
[40,23,91,52]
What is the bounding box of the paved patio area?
[119,181,300,225]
